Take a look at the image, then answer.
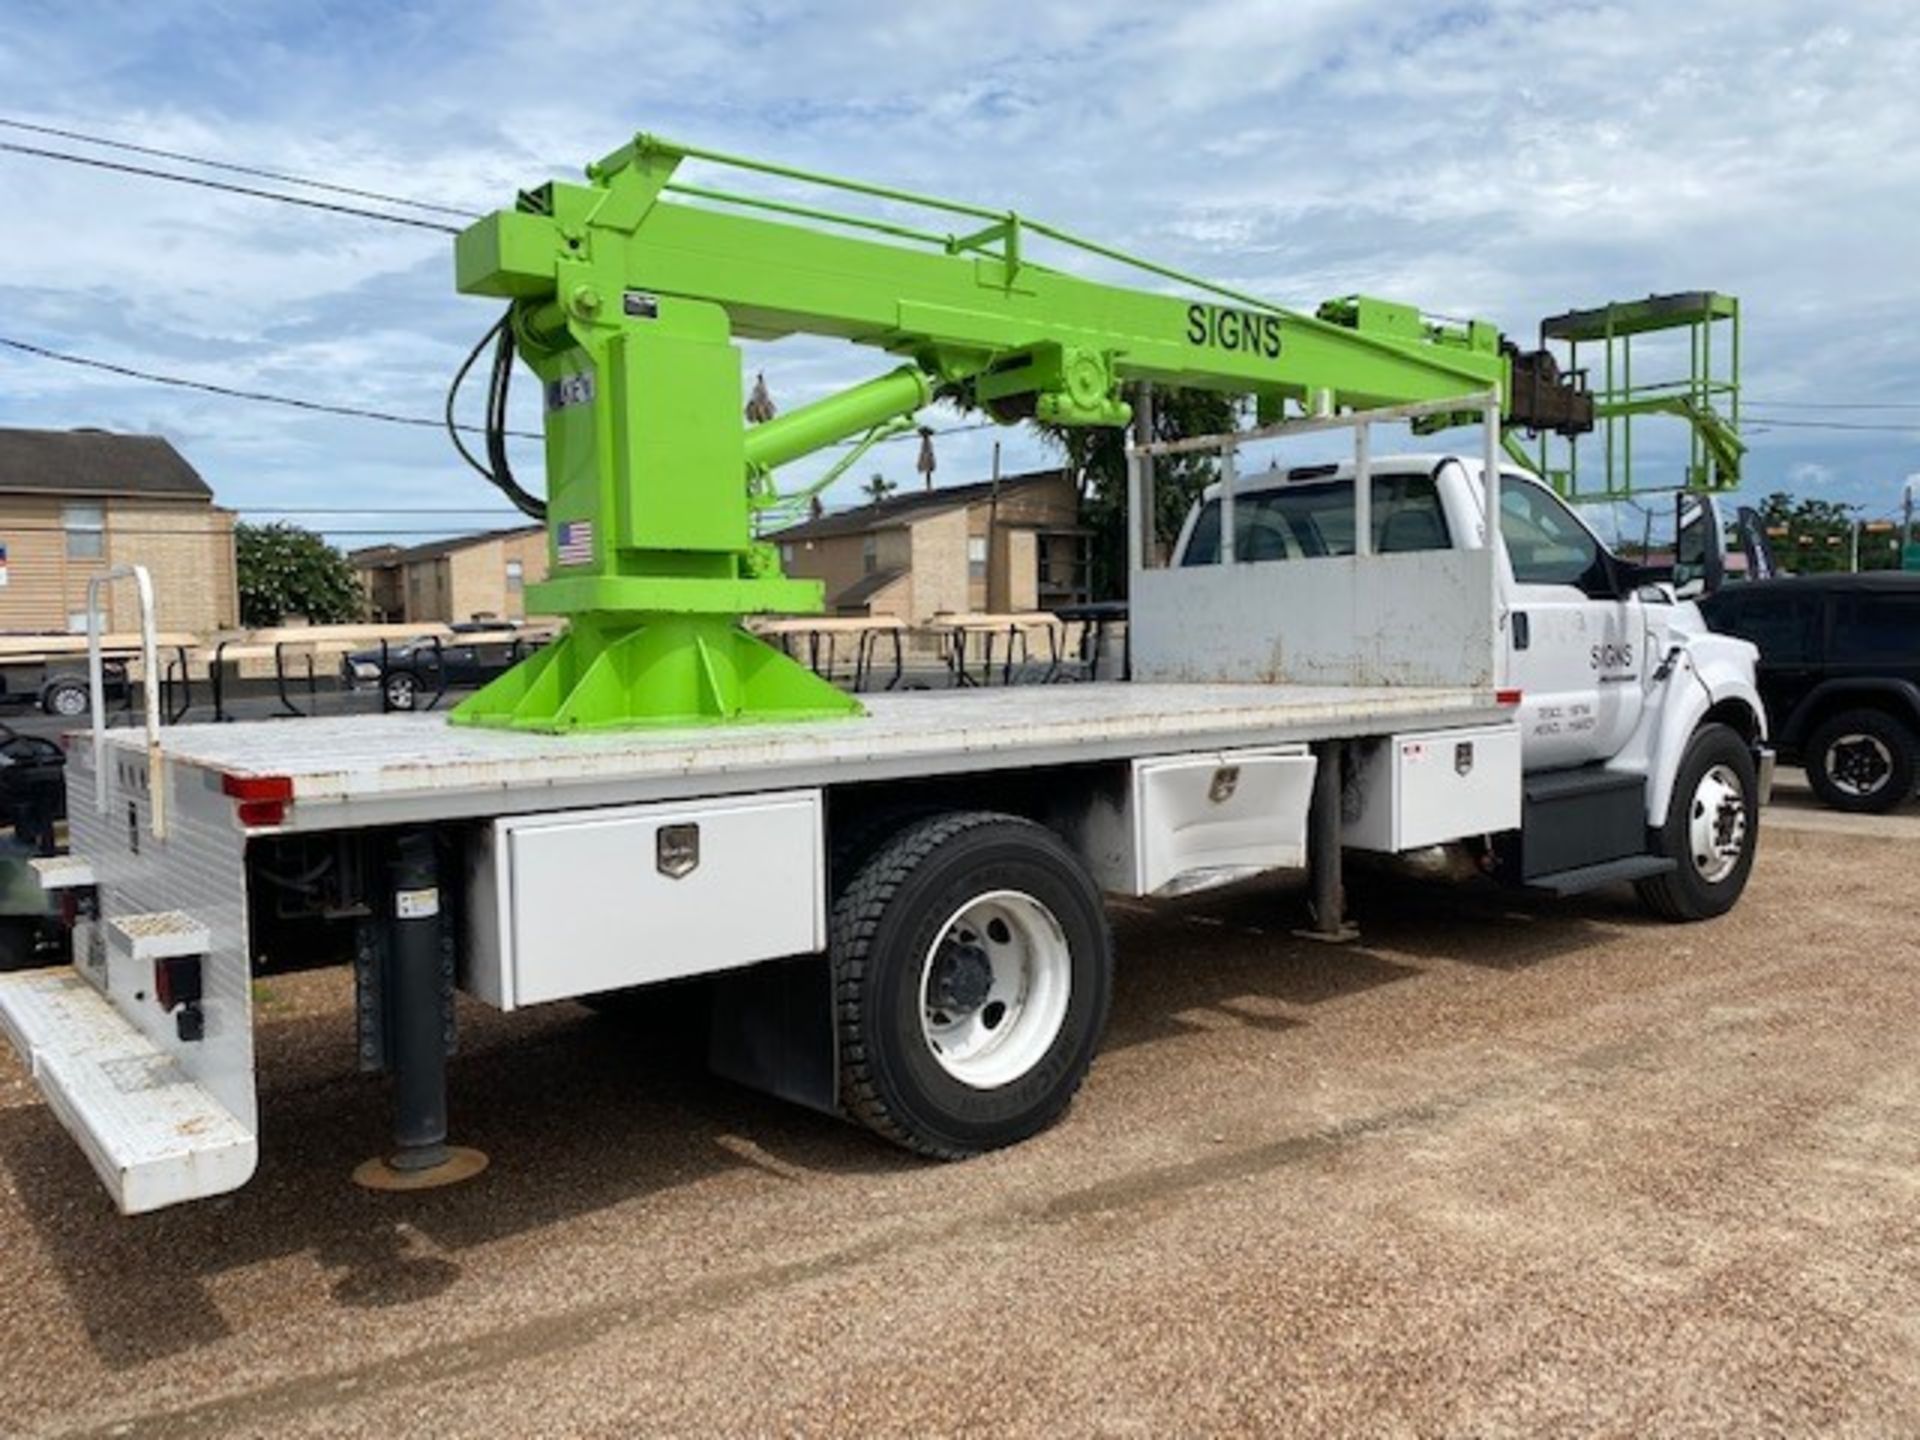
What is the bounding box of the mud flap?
[705,952,838,1116]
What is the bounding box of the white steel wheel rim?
[1826,733,1893,797]
[51,687,85,715]
[918,889,1072,1090]
[386,675,415,708]
[1688,762,1747,884]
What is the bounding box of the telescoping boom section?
[448,132,1584,732]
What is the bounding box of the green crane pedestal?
[448,613,862,733]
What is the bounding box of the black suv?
[1701,573,1920,812]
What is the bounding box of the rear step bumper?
[0,968,255,1214]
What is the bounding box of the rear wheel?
[1636,723,1758,922]
[1805,708,1916,814]
[833,811,1112,1158]
[41,678,87,717]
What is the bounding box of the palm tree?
[862,472,898,505]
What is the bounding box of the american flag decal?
[555,520,595,567]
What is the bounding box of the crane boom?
[446,132,1582,733]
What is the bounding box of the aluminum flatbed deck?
[95,681,1506,831]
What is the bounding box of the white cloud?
[1,0,1917,536]
[1788,461,1837,488]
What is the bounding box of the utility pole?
[1905,475,1920,573]
[985,441,1002,612]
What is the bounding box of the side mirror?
[1608,556,1668,599]
[1735,505,1778,580]
[1674,494,1726,597]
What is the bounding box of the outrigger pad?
[449,612,862,733]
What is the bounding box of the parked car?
[1700,573,1920,812]
[0,659,131,717]
[344,623,545,711]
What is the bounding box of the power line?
[5,120,1913,452]
[0,335,543,440]
[1744,399,1920,412]
[231,506,528,515]
[1740,417,1920,434]
[0,116,482,220]
[0,140,461,234]
[0,333,999,452]
[0,523,534,538]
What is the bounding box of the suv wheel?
[384,671,420,712]
[1805,708,1916,814]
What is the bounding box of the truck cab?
[1170,453,1770,915]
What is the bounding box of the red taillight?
[154,954,202,1011]
[1496,688,1523,707]
[222,772,293,827]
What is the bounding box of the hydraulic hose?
[444,310,547,522]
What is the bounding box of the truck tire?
[1805,708,1915,814]
[1635,723,1758,922]
[832,811,1112,1159]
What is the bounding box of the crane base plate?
[449,612,862,733]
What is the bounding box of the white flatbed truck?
[0,402,1771,1214]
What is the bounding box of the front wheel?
[383,671,419,712]
[832,811,1113,1159]
[1636,722,1758,922]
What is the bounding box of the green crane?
[447,132,1588,733]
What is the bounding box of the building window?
[67,609,90,635]
[64,503,104,560]
[968,534,988,581]
[862,535,877,575]
[505,559,524,593]
[780,543,795,566]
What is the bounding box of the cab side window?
[1500,481,1604,590]
[1181,473,1451,566]
[1832,593,1920,663]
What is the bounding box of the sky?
[1,0,1918,551]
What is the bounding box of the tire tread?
[1634,722,1757,922]
[1804,706,1916,815]
[832,810,1101,1159]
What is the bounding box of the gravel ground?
[1,793,1917,1438]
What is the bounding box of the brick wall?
[909,506,970,619]
[0,495,235,633]
[781,529,903,611]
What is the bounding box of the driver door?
[1499,477,1646,769]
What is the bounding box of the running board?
[0,968,255,1214]
[1526,855,1675,896]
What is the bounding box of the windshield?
[1180,471,1451,566]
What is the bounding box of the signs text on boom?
[1185,303,1284,359]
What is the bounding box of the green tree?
[235,522,364,626]
[1037,385,1244,598]
[861,471,898,504]
[1754,491,1868,573]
